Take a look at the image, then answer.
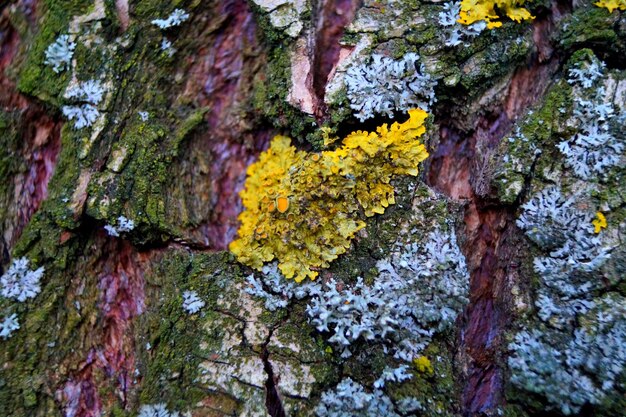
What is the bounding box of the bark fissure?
[310,0,361,119]
[261,328,286,417]
[428,8,568,414]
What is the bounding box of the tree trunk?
[1,1,624,416]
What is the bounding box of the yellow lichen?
[413,355,434,376]
[458,0,534,29]
[595,0,626,12]
[229,109,430,282]
[592,211,607,234]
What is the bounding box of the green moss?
[559,6,622,53]
[248,2,290,46]
[0,111,25,222]
[493,80,574,203]
[250,46,317,145]
[17,0,93,101]
[138,251,243,411]
[386,339,461,417]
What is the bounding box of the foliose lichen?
[306,227,468,360]
[0,313,20,340]
[44,34,75,73]
[558,55,624,180]
[1,257,45,303]
[229,109,429,282]
[62,79,106,129]
[315,377,414,417]
[438,1,486,47]
[594,0,626,13]
[344,54,436,122]
[508,295,626,415]
[151,9,190,29]
[104,215,135,237]
[137,403,181,417]
[181,290,205,314]
[511,182,624,413]
[458,0,534,29]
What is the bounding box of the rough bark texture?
[1,1,625,417]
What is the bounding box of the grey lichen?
[44,34,75,73]
[0,313,19,340]
[151,9,190,29]
[307,227,468,361]
[558,55,624,180]
[315,377,401,417]
[1,257,44,302]
[437,1,486,47]
[62,79,106,129]
[344,53,436,121]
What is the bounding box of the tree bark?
[1,1,625,417]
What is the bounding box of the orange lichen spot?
[276,196,290,213]
[229,109,430,282]
[458,0,533,29]
[592,212,607,234]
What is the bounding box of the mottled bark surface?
[1,1,625,417]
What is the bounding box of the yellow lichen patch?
[595,0,626,12]
[458,0,534,29]
[230,109,430,282]
[592,212,607,234]
[413,356,434,376]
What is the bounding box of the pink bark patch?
[61,372,103,417]
[1,2,62,249]
[96,240,144,400]
[311,0,360,118]
[176,0,270,249]
[59,240,145,416]
[13,118,61,243]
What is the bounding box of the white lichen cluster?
[44,34,76,73]
[62,79,106,129]
[244,226,466,413]
[373,365,413,389]
[344,53,436,121]
[160,39,176,57]
[151,9,189,29]
[508,295,626,415]
[151,10,188,61]
[1,257,44,302]
[316,377,422,417]
[244,262,321,311]
[137,403,181,417]
[438,2,486,47]
[0,313,20,340]
[0,257,45,340]
[307,228,468,360]
[516,186,612,323]
[511,185,624,414]
[558,56,624,179]
[245,227,467,360]
[182,290,205,314]
[315,377,397,417]
[104,215,135,237]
